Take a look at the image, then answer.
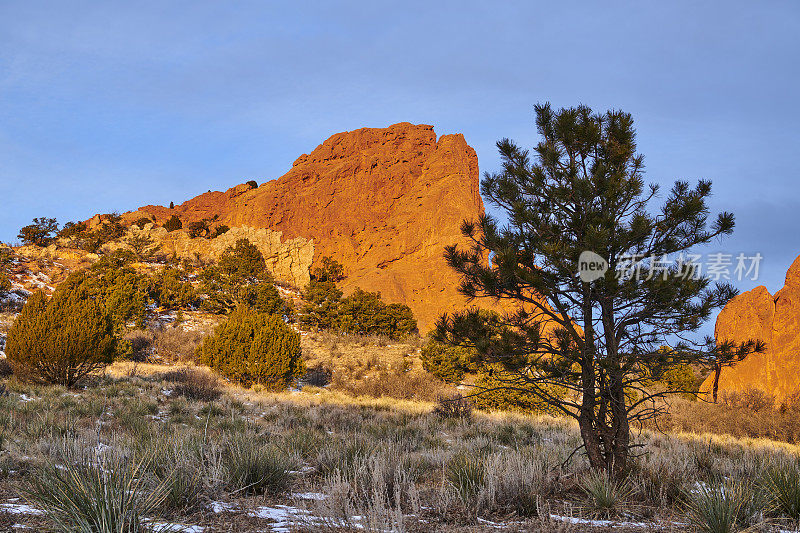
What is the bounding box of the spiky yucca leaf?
[684,480,765,533]
[764,463,800,520]
[25,454,173,533]
[579,470,632,517]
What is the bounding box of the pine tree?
[200,239,282,314]
[435,103,764,476]
[17,217,59,246]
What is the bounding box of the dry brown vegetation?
[300,329,452,401]
[1,363,800,532]
[649,389,800,444]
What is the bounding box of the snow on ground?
[291,492,327,501]
[209,501,237,513]
[248,505,313,533]
[0,503,44,516]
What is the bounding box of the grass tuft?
[683,480,764,533]
[763,462,800,520]
[578,470,631,517]
[446,453,485,502]
[224,435,291,496]
[25,453,171,533]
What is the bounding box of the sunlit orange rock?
[123,123,487,331]
[700,255,800,403]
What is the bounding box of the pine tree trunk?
[713,364,721,403]
[609,372,630,478]
[578,411,605,471]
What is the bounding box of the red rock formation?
[124,123,487,331]
[700,255,800,402]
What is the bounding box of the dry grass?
[301,329,450,402]
[648,390,800,444]
[160,366,222,401]
[3,363,800,531]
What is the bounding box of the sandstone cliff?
[123,123,486,331]
[118,225,314,287]
[700,255,800,402]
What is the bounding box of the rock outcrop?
[700,255,800,403]
[122,225,314,287]
[123,123,487,331]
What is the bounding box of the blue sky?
[1,1,799,305]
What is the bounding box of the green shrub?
[211,224,229,238]
[200,239,281,314]
[338,289,413,337]
[187,220,209,238]
[57,220,88,240]
[163,215,182,232]
[5,288,116,387]
[149,267,199,310]
[299,280,343,330]
[124,232,159,260]
[69,252,151,330]
[0,248,10,296]
[196,307,304,389]
[239,282,287,315]
[132,216,154,230]
[421,339,476,382]
[299,281,416,339]
[75,214,126,252]
[470,366,565,416]
[312,255,345,282]
[219,238,266,280]
[654,362,698,399]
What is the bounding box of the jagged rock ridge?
[124,122,486,331]
[700,255,800,402]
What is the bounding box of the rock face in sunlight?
[701,255,800,402]
[124,123,487,331]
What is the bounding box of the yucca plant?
[224,436,290,495]
[25,454,172,532]
[683,480,765,533]
[763,463,800,520]
[157,467,204,514]
[446,453,485,502]
[578,470,632,517]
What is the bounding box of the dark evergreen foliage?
[312,256,345,282]
[299,282,416,339]
[435,103,764,476]
[200,239,285,315]
[5,288,116,386]
[18,217,58,246]
[196,307,304,389]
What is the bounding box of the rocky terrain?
[701,255,800,402]
[120,122,487,331]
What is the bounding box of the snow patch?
[0,503,44,516]
[292,492,327,501]
[209,501,237,513]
